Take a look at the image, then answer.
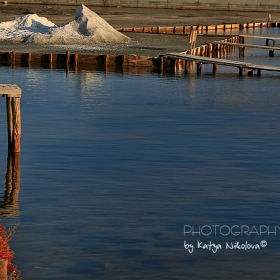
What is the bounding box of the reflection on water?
[0,152,20,217]
[0,29,280,279]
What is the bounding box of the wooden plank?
[0,84,21,97]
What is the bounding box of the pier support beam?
[239,67,243,76]
[269,49,274,57]
[213,64,218,75]
[239,47,245,57]
[197,62,202,74]
[1,85,22,153]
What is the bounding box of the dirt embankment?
[0,4,279,56]
[0,4,280,26]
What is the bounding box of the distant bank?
[6,0,280,11]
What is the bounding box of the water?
[0,30,280,279]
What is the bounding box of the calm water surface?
[0,30,280,280]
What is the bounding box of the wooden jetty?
[211,41,280,57]
[0,84,21,153]
[239,35,280,46]
[166,52,280,76]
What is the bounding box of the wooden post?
[160,56,168,73]
[257,69,261,76]
[239,47,244,57]
[197,62,202,74]
[208,43,213,57]
[0,259,7,280]
[28,53,31,68]
[189,30,197,50]
[66,51,70,64]
[9,51,15,68]
[49,53,53,69]
[269,49,274,57]
[74,53,78,72]
[1,85,22,153]
[239,67,243,76]
[104,54,109,72]
[169,58,176,72]
[213,64,218,75]
[214,44,219,58]
[66,51,71,72]
[268,14,272,28]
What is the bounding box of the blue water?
[0,30,280,279]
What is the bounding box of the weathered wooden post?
[197,62,202,74]
[0,259,7,280]
[189,29,197,51]
[268,14,272,28]
[1,85,21,153]
[213,64,218,75]
[239,67,243,76]
[269,49,274,57]
[239,46,245,57]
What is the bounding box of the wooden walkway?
[239,35,280,46]
[166,52,280,76]
[212,41,280,51]
[211,41,280,56]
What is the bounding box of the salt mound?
[0,14,56,42]
[0,5,130,44]
[0,13,56,30]
[27,5,130,44]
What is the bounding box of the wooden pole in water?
[239,67,243,76]
[269,49,274,57]
[1,85,22,153]
[0,259,7,280]
[213,64,218,75]
[197,62,202,74]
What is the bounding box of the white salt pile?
[0,14,56,42]
[0,4,130,45]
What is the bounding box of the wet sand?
[0,4,279,56]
